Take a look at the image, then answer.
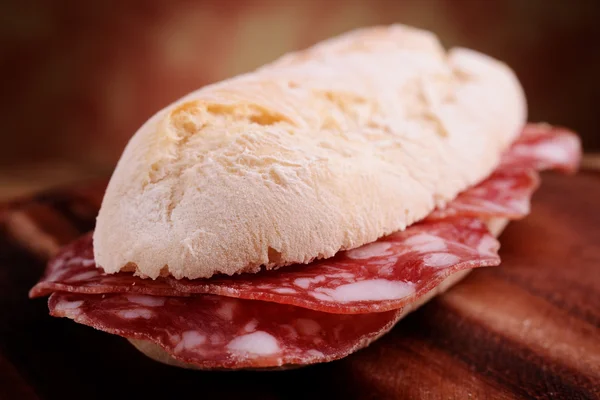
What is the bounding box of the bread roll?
[93,25,526,279]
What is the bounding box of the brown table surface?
[1,164,599,400]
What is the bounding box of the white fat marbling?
[317,279,415,302]
[174,330,207,353]
[309,291,333,301]
[327,272,356,279]
[117,308,154,319]
[66,257,82,266]
[169,334,181,345]
[306,349,325,358]
[272,287,297,294]
[66,257,96,268]
[346,242,392,259]
[46,268,65,281]
[227,331,280,355]
[293,275,326,289]
[81,258,97,267]
[244,319,259,332]
[424,253,461,268]
[126,294,166,307]
[403,233,447,253]
[489,178,515,191]
[509,198,529,213]
[215,300,237,320]
[476,235,499,256]
[70,270,101,281]
[377,264,394,276]
[54,299,84,313]
[534,141,569,163]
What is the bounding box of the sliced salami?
[49,292,401,369]
[168,218,499,313]
[32,122,582,369]
[427,168,540,221]
[32,218,500,314]
[29,234,179,298]
[428,124,580,221]
[500,124,581,172]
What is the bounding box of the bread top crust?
[93,25,526,279]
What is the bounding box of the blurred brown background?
[1,0,599,199]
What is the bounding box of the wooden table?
[1,165,599,400]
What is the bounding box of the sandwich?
[29,24,581,370]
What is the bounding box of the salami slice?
[29,234,180,298]
[32,218,500,314]
[500,124,581,172]
[49,292,401,369]
[428,124,580,221]
[427,168,540,221]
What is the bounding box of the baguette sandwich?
[30,24,581,370]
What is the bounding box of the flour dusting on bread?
[93,24,526,279]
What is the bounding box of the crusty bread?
[94,24,526,279]
[128,218,509,370]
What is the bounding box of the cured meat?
[49,292,401,369]
[31,123,582,369]
[429,124,580,221]
[500,124,581,172]
[169,218,498,313]
[29,234,179,298]
[32,218,500,314]
[427,168,540,221]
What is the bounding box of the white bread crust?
[94,25,526,279]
